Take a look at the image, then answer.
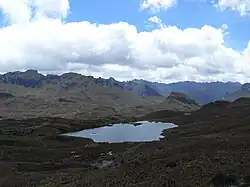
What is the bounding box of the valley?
[1,70,250,186]
[1,98,250,186]
[0,0,249,186]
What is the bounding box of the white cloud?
[33,0,69,19]
[0,0,32,24]
[0,1,249,83]
[148,16,162,25]
[140,0,250,17]
[140,0,177,12]
[215,0,250,16]
[0,0,69,25]
[147,16,165,28]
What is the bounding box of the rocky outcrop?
[166,92,200,106]
[157,92,201,112]
[223,83,250,101]
[0,70,44,87]
[0,70,161,97]
[0,70,243,102]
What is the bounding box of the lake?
[64,121,178,143]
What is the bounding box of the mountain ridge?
[0,69,242,104]
[223,83,250,101]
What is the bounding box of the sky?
[0,0,250,83]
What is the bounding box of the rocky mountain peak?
[0,69,44,87]
[167,92,199,106]
[25,69,39,74]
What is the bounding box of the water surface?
[64,121,177,143]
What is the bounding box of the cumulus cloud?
[33,0,69,19]
[0,0,69,25]
[0,0,32,24]
[147,16,166,28]
[215,0,250,16]
[0,1,249,83]
[140,0,177,12]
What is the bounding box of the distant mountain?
[123,81,162,96]
[95,78,162,96]
[165,92,200,106]
[223,83,250,101]
[1,70,44,87]
[158,92,201,112]
[132,80,241,104]
[0,70,202,119]
[0,70,163,111]
[0,70,162,97]
[1,69,243,119]
[0,70,242,105]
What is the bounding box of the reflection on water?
[64,121,178,143]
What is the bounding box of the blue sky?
[0,0,249,51]
[65,0,250,51]
[0,0,250,83]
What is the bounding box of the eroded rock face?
[0,70,243,102]
[0,70,44,88]
[0,70,162,96]
[167,92,199,106]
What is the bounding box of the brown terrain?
[1,70,250,186]
[0,70,200,119]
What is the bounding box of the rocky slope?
[0,70,203,119]
[223,83,250,101]
[157,92,201,112]
[0,71,158,119]
[0,70,242,104]
[134,79,241,104]
[0,70,162,97]
[0,84,163,119]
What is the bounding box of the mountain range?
[222,83,250,101]
[131,79,242,104]
[0,70,201,119]
[3,70,250,187]
[0,69,245,105]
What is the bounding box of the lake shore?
[1,99,250,186]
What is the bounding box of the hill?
[0,69,241,119]
[0,70,195,119]
[157,92,201,112]
[0,70,242,105]
[0,70,163,97]
[0,70,165,119]
[3,97,250,186]
[223,83,250,101]
[133,79,241,104]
